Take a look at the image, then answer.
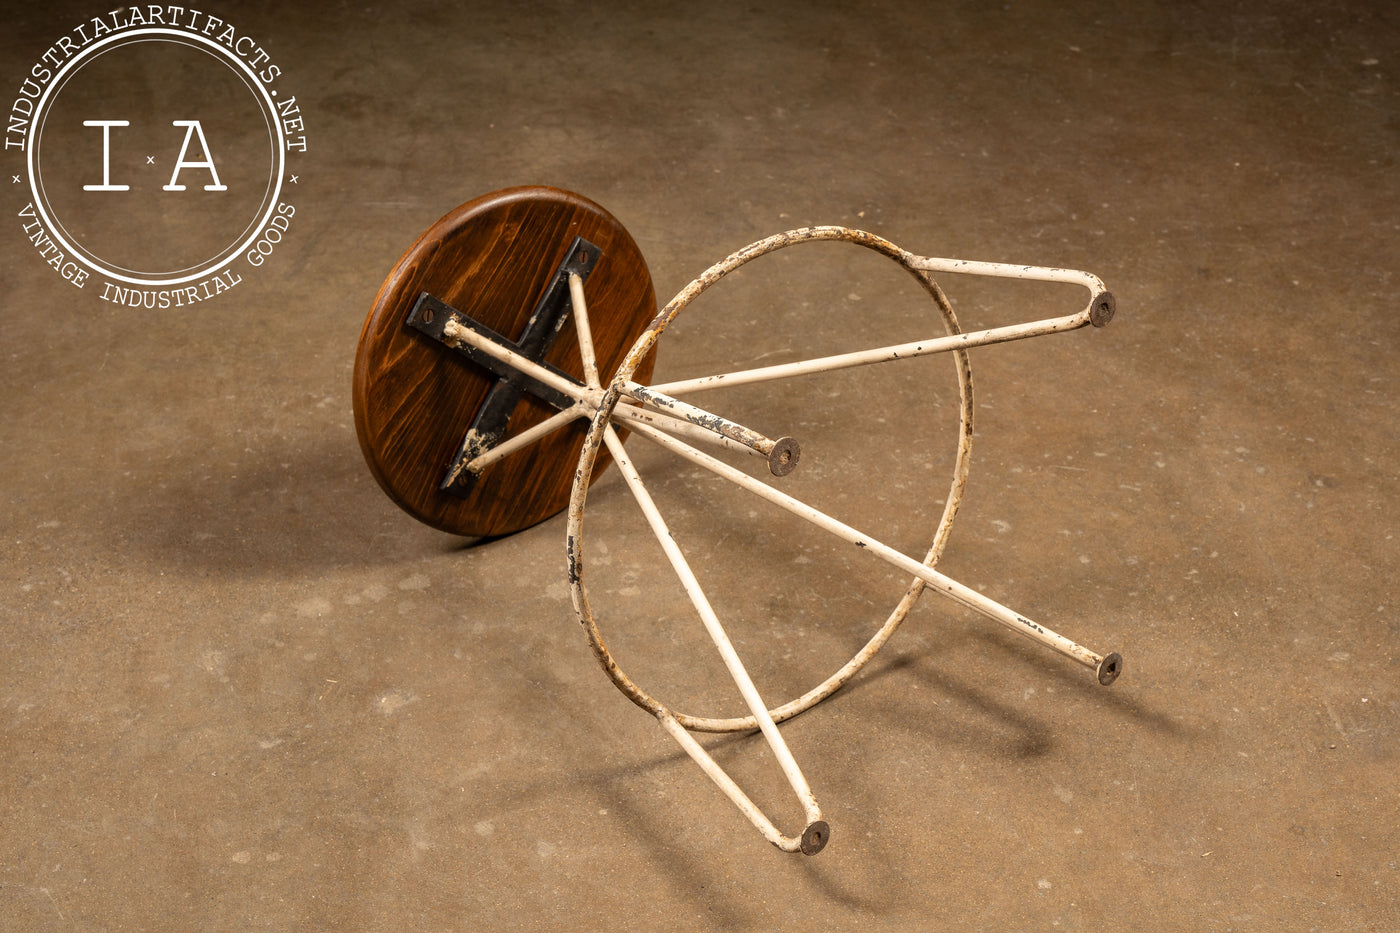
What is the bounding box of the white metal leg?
[621,418,1120,681]
[568,272,602,389]
[646,311,1088,398]
[602,423,825,851]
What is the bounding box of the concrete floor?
[4,1,1397,929]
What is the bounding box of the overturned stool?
[353,186,1123,855]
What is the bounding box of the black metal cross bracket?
[404,236,600,497]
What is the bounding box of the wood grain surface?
[352,187,657,537]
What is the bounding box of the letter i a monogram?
[21,21,302,299]
[81,120,227,192]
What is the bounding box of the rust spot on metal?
[1089,291,1116,327]
[800,821,830,855]
[1097,652,1123,685]
[768,437,800,476]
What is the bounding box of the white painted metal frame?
[445,225,1120,854]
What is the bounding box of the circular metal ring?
[567,226,976,732]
